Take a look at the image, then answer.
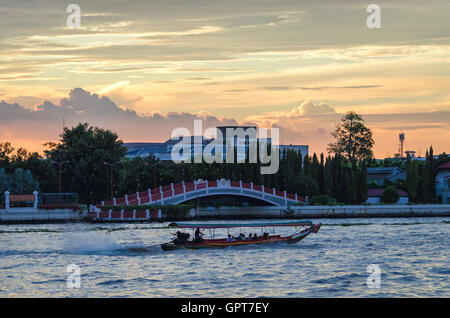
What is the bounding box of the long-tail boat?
[160,221,321,251]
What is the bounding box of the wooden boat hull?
[160,223,321,251]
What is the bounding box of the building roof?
[366,167,406,183]
[367,167,405,174]
[123,139,309,160]
[438,162,450,170]
[368,188,408,197]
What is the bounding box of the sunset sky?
[0,0,449,158]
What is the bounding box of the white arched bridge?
[100,179,306,208]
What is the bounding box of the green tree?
[0,168,9,194]
[8,168,39,194]
[45,123,127,203]
[381,185,400,204]
[310,194,337,205]
[356,160,368,203]
[11,148,56,193]
[328,111,374,162]
[405,157,419,202]
[0,142,14,171]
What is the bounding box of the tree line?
[368,146,449,203]
[1,112,448,205]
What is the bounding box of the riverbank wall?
[196,204,450,219]
[0,208,86,224]
[1,204,450,224]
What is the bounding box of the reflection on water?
[0,217,449,297]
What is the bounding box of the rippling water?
[1,217,449,297]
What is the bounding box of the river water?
[1,217,449,297]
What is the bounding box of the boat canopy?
[169,220,313,229]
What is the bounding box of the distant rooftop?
[367,167,406,185]
[367,167,405,174]
[123,138,308,160]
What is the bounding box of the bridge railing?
[99,180,305,207]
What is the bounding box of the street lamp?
[104,161,120,200]
[51,160,69,205]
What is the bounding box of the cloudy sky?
[0,0,449,157]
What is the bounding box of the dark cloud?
[259,85,383,91]
[382,124,447,131]
[364,112,450,125]
[260,86,293,91]
[0,88,240,143]
[299,85,383,91]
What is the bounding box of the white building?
[436,162,450,204]
[124,125,308,161]
[367,167,407,186]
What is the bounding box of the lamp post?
[104,161,120,200]
[51,160,69,205]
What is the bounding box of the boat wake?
[62,232,163,255]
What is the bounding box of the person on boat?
[226,234,232,242]
[253,233,258,240]
[248,233,253,240]
[194,228,204,243]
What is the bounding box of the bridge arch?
[163,192,279,206]
[101,179,306,208]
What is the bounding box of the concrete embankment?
[197,204,450,219]
[0,208,86,224]
[1,205,450,224]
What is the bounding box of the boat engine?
[172,231,190,245]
